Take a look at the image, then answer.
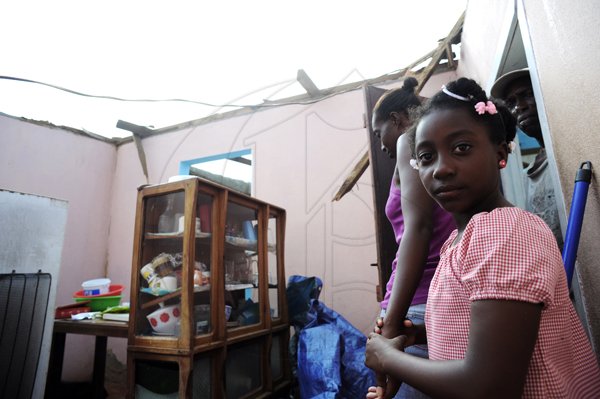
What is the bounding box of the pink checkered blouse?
[425,207,600,398]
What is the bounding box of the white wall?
[0,71,457,381]
[0,115,117,381]
[459,1,515,85]
[459,0,600,360]
[0,189,68,398]
[520,0,600,358]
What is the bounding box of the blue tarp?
[287,275,375,399]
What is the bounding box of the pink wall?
[0,114,116,380]
[459,0,600,360]
[0,72,456,381]
[106,76,457,364]
[107,90,383,342]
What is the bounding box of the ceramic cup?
[156,275,177,291]
[194,217,202,234]
[178,216,202,234]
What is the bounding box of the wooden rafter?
[332,151,370,201]
[332,11,465,202]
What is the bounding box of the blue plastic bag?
[287,275,375,398]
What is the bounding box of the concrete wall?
[102,90,383,372]
[0,67,458,381]
[4,0,600,382]
[521,0,600,357]
[459,0,600,360]
[0,115,117,380]
[0,189,68,398]
[108,90,382,335]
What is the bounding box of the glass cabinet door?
[136,190,186,338]
[224,200,260,330]
[193,192,214,337]
[267,211,281,321]
[225,339,264,398]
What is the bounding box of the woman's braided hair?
[373,77,421,120]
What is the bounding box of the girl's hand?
[372,317,416,398]
[373,316,384,335]
[365,333,407,374]
[366,385,384,399]
[375,316,420,343]
[400,318,419,347]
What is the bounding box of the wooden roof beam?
[332,11,465,202]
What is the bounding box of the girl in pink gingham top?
[365,78,600,398]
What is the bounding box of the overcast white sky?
[1,1,467,139]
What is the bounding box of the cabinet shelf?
[145,232,184,239]
[145,232,213,240]
[225,236,257,251]
[139,285,211,310]
[225,283,253,291]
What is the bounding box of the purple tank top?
[380,180,455,309]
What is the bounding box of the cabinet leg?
[179,357,192,399]
[45,331,66,397]
[93,336,108,399]
[126,355,135,399]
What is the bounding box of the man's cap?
[490,68,531,99]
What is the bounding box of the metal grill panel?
[0,272,51,399]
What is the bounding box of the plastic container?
[81,278,111,296]
[74,295,121,311]
[73,284,124,298]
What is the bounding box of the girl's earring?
[499,159,507,169]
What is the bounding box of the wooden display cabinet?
[127,177,290,398]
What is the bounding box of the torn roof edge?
[1,55,459,147]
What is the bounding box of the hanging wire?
[0,75,368,109]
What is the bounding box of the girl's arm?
[381,133,435,339]
[367,299,542,398]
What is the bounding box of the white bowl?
[146,304,181,335]
[81,278,111,296]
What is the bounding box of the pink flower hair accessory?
[474,101,497,115]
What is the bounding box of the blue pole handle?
[562,161,592,288]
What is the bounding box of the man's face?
[503,77,543,144]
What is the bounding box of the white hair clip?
[441,85,470,102]
[409,159,419,170]
[508,141,516,152]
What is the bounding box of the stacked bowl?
[73,278,123,311]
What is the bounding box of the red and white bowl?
[146,304,181,335]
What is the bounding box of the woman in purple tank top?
[370,78,455,399]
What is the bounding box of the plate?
[225,283,253,291]
[140,287,180,296]
[225,236,257,250]
[146,232,182,237]
[151,331,176,336]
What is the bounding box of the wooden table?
[45,319,128,399]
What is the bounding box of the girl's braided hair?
[408,77,517,152]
